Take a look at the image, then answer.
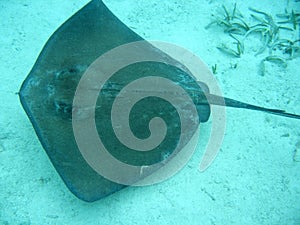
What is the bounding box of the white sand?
[1,0,299,224]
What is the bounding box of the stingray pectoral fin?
[19,0,137,202]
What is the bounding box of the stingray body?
[19,0,300,202]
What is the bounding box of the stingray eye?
[53,99,72,118]
[68,68,77,73]
[49,65,88,119]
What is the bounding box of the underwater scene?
[1,0,300,224]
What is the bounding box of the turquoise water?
[1,0,300,224]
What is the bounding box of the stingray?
[19,0,300,202]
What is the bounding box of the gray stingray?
[19,0,300,202]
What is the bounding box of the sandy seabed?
[1,0,300,224]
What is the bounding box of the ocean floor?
[1,0,300,224]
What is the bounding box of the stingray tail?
[205,93,300,120]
